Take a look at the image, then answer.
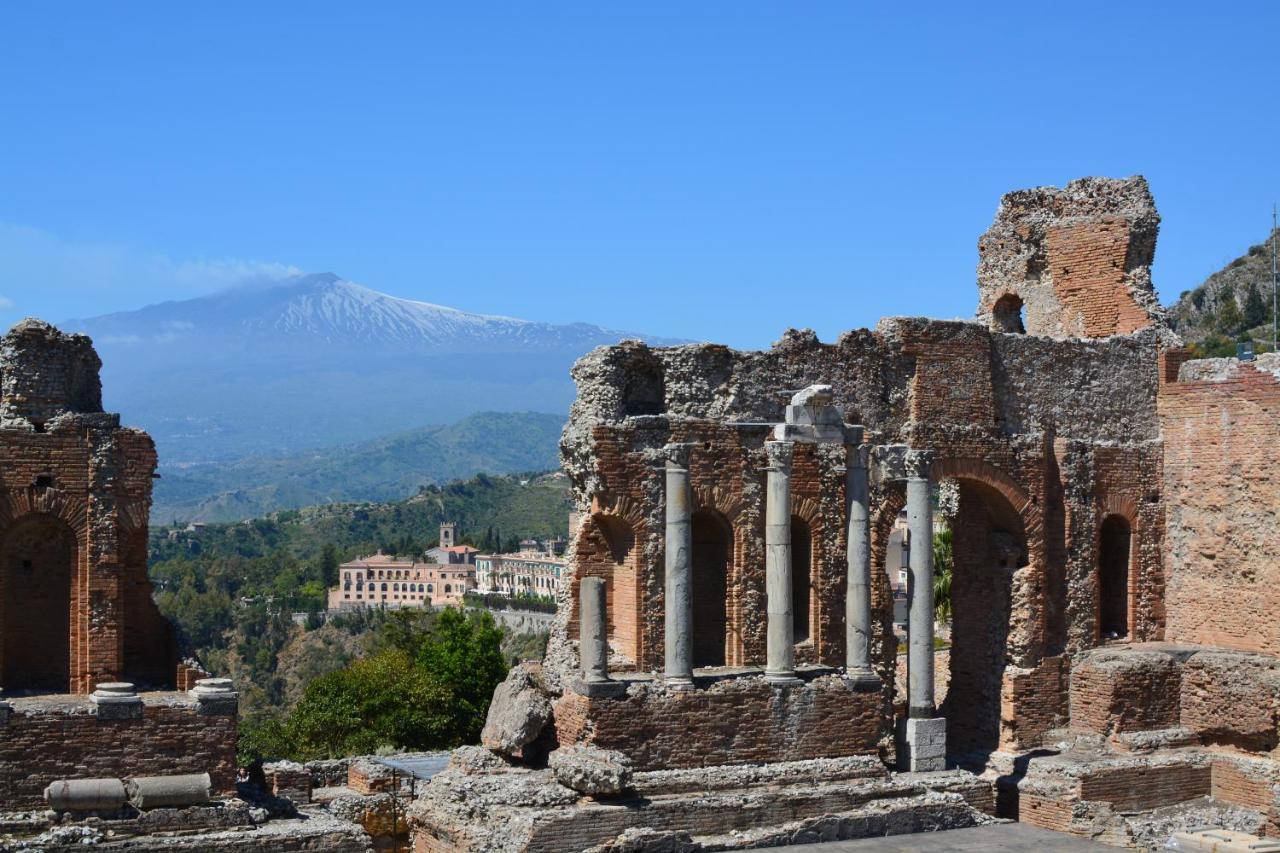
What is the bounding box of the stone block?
[549,744,633,796]
[191,677,239,716]
[481,662,553,758]
[897,716,947,772]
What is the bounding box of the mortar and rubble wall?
[545,176,1180,770]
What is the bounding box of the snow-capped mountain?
[71,272,673,353]
[62,273,684,466]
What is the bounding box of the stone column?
[580,576,609,682]
[664,443,695,689]
[575,576,625,697]
[765,440,800,685]
[844,431,879,689]
[906,462,935,719]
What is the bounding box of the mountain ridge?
[62,273,684,463]
[152,410,566,523]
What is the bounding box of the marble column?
[765,440,800,685]
[906,462,935,719]
[844,431,879,689]
[664,443,694,688]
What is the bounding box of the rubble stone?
[548,745,633,796]
[480,662,554,758]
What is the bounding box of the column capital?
[662,442,695,470]
[763,439,794,471]
[842,424,865,448]
[905,448,936,481]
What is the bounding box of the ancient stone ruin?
[410,176,1280,851]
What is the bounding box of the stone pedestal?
[897,716,947,772]
[190,677,238,716]
[91,682,143,720]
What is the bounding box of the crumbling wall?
[975,176,1164,339]
[0,319,176,693]
[0,695,238,808]
[1160,354,1280,655]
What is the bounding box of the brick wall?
[1044,219,1152,338]
[1069,648,1181,735]
[554,675,884,771]
[1161,359,1280,655]
[0,694,237,807]
[1078,763,1210,812]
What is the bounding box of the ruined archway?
[1098,514,1131,641]
[691,509,729,667]
[991,293,1026,333]
[791,516,812,644]
[1,514,76,693]
[937,477,1028,763]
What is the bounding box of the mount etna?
[62,272,684,519]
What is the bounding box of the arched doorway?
[691,510,729,667]
[2,515,75,693]
[937,478,1028,763]
[1098,515,1131,641]
[791,516,812,644]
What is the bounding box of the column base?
[843,669,882,692]
[764,672,803,688]
[663,675,695,691]
[570,677,628,699]
[896,716,947,773]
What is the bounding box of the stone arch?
[1,513,79,693]
[691,508,731,668]
[791,490,823,651]
[991,293,1026,333]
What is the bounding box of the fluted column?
[906,454,936,719]
[844,430,879,689]
[765,440,800,685]
[664,443,695,689]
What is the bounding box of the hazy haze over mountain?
[64,273,684,464]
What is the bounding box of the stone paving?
[774,823,1112,851]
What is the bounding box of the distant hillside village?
[326,520,572,612]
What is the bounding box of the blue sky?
[2,3,1277,349]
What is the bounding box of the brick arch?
[931,457,1041,550]
[0,486,89,537]
[692,484,746,523]
[0,511,84,693]
[568,511,644,665]
[588,492,648,529]
[1098,492,1139,526]
[789,496,823,655]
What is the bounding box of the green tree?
[1217,295,1244,336]
[1244,282,1269,330]
[932,528,953,623]
[415,609,507,741]
[282,649,455,759]
[319,543,340,587]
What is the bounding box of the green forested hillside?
[153,411,566,523]
[148,471,570,717]
[1170,230,1279,356]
